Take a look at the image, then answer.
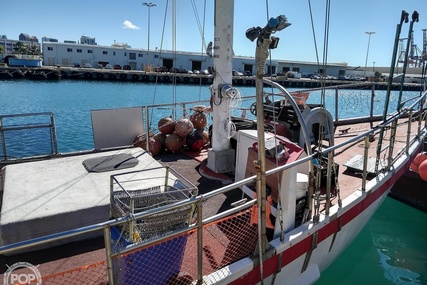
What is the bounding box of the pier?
[0,66,423,91]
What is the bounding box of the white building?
[41,41,347,77]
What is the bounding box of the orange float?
[190,112,207,130]
[165,133,183,153]
[186,130,204,151]
[418,159,427,182]
[158,117,176,135]
[410,152,427,172]
[134,135,162,156]
[175,118,194,137]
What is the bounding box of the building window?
[129,52,136,60]
[124,52,127,56]
[103,51,108,55]
[154,55,159,58]
[282,67,290,73]
[47,47,53,51]
[138,54,143,58]
[77,49,82,53]
[88,50,93,54]
[113,52,116,56]
[292,67,300,72]
[67,48,73,52]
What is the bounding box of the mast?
[207,0,235,173]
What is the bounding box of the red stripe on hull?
[230,150,418,285]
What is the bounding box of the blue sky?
[1,0,426,67]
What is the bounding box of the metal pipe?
[197,200,204,282]
[325,152,332,215]
[362,135,369,191]
[104,226,116,285]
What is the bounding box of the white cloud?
[122,20,140,30]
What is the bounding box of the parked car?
[123,65,131,70]
[169,67,179,73]
[114,65,122,70]
[155,66,168,72]
[96,64,104,68]
[84,63,93,68]
[243,71,252,76]
[201,69,209,75]
[105,64,113,69]
[193,70,200,74]
[232,70,243,76]
[73,63,81,68]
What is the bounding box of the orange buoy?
[196,129,209,146]
[190,112,207,129]
[165,133,183,153]
[175,118,194,137]
[153,132,166,148]
[186,130,204,151]
[134,136,162,156]
[410,152,427,172]
[418,159,427,182]
[158,117,176,135]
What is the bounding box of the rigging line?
[150,0,170,129]
[307,0,321,73]
[320,0,331,106]
[172,0,177,119]
[190,0,208,51]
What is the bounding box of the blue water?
[1,79,426,284]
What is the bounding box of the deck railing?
[0,87,426,285]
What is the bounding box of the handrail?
[0,86,425,285]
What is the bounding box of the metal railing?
[0,112,58,162]
[0,88,425,285]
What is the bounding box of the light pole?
[364,31,375,78]
[143,2,156,72]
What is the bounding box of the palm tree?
[14,42,28,55]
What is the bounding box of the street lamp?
[143,2,156,72]
[364,31,375,78]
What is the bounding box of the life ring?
[184,77,190,83]
[163,75,170,82]
[237,79,243,85]
[142,74,149,81]
[132,74,139,80]
[84,72,93,79]
[109,73,116,80]
[202,77,208,83]
[175,76,181,83]
[120,73,127,80]
[96,73,104,79]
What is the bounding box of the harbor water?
[1,79,426,284]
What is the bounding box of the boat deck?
[0,117,420,282]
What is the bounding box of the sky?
[1,0,426,67]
